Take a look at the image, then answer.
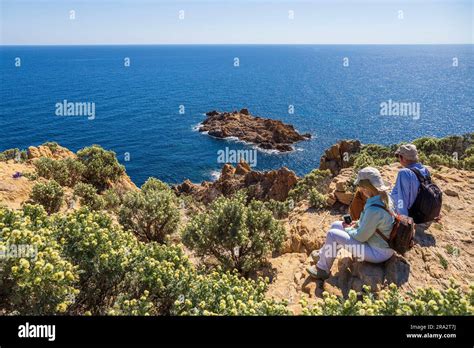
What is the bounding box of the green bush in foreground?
[182,192,285,275]
[119,178,179,243]
[0,205,79,314]
[29,180,64,214]
[0,205,472,316]
[302,283,473,316]
[171,268,289,316]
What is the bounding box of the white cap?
[354,167,390,191]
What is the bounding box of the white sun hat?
[353,167,390,191]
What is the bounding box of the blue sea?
[1,45,473,186]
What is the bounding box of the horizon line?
[1,43,473,47]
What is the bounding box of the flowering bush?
[119,178,179,243]
[29,180,64,214]
[182,192,285,275]
[302,283,473,316]
[171,268,289,316]
[119,242,195,315]
[0,205,79,314]
[108,290,156,316]
[52,208,140,314]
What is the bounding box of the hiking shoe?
[310,250,320,263]
[306,266,330,280]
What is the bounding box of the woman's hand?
[342,221,357,228]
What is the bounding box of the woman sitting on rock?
[307,167,395,280]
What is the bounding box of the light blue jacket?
[391,162,430,216]
[346,195,394,249]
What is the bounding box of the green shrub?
[42,141,59,153]
[22,172,38,181]
[119,178,179,243]
[29,180,64,214]
[288,169,332,203]
[103,188,122,211]
[264,199,292,219]
[108,290,156,316]
[171,269,289,315]
[77,145,125,191]
[302,282,473,316]
[52,208,141,314]
[35,157,85,187]
[63,157,86,186]
[309,189,328,209]
[0,205,79,314]
[73,182,105,211]
[0,148,27,162]
[353,152,376,171]
[118,242,195,315]
[182,192,285,275]
[141,177,171,193]
[34,158,67,184]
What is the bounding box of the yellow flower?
[44,263,54,272]
[34,277,42,285]
[65,271,75,281]
[53,271,65,281]
[56,302,68,313]
[19,258,30,269]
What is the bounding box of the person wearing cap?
[307,167,395,280]
[392,144,430,217]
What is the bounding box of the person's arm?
[392,170,410,216]
[347,207,381,242]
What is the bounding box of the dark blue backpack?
[408,168,443,224]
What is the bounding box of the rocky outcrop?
[27,144,75,161]
[174,161,298,203]
[319,140,361,175]
[326,168,356,206]
[199,109,311,152]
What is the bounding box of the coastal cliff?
[0,134,472,315]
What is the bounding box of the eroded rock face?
[327,168,356,206]
[173,161,298,203]
[319,140,361,175]
[199,110,311,152]
[27,144,75,161]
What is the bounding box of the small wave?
[192,122,203,132]
[210,170,221,181]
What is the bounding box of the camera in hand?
[343,214,352,224]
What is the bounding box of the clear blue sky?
[0,0,472,45]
